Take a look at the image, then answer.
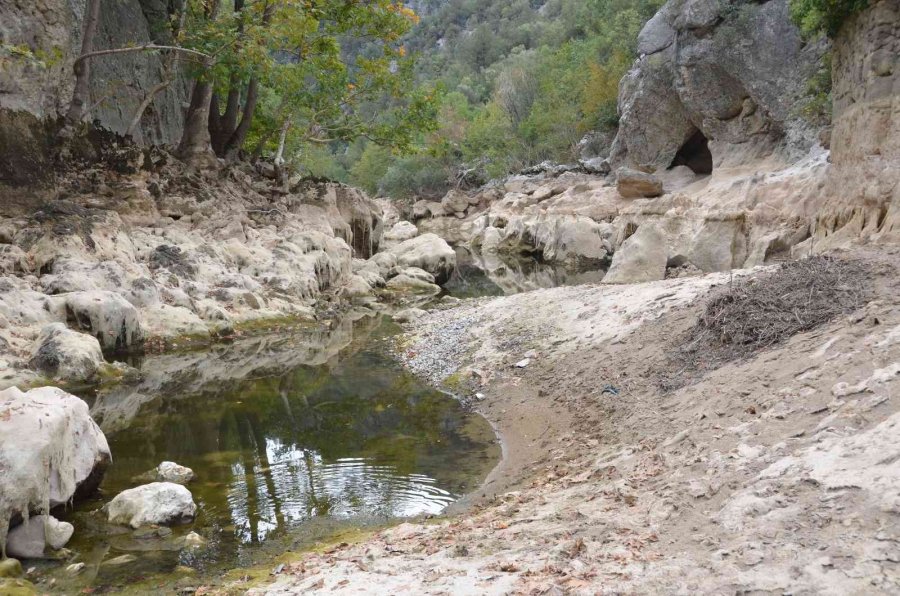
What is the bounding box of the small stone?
[66,563,86,575]
[102,554,137,566]
[181,532,206,548]
[515,359,531,369]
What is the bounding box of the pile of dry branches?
[664,256,871,389]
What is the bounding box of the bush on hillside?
[789,0,869,37]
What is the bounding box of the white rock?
[141,305,211,343]
[515,358,531,368]
[153,461,196,485]
[386,234,457,285]
[5,515,74,559]
[64,291,143,351]
[106,483,197,529]
[28,323,105,383]
[383,221,419,244]
[0,387,110,550]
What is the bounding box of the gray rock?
[441,190,471,215]
[394,308,428,324]
[610,0,825,171]
[383,221,419,244]
[29,323,105,383]
[106,482,197,529]
[580,157,611,176]
[386,233,457,285]
[64,291,143,351]
[5,515,74,559]
[616,168,664,199]
[604,224,668,284]
[412,200,445,221]
[149,461,196,485]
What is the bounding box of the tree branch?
[74,44,209,66]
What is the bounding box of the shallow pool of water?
[36,314,499,593]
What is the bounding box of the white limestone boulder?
[106,482,197,529]
[604,224,668,284]
[0,387,110,550]
[64,291,143,351]
[28,323,105,383]
[385,233,457,285]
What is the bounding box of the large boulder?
[64,291,143,351]
[385,233,457,285]
[616,168,664,199]
[106,483,197,529]
[0,387,110,549]
[5,515,74,559]
[609,0,825,171]
[28,323,105,383]
[603,224,668,284]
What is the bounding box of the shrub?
[789,0,869,37]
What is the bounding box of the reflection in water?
[445,246,607,298]
[50,314,499,593]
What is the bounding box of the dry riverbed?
[236,248,900,595]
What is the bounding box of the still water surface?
[44,314,498,593]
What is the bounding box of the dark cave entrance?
[670,129,713,175]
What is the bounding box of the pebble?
[515,358,531,368]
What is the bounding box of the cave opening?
[670,129,713,175]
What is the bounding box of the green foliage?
[789,0,869,37]
[301,0,665,199]
[797,51,833,125]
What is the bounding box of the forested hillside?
[311,0,664,200]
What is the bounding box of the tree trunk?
[223,76,260,160]
[273,118,291,185]
[222,1,273,159]
[177,80,216,166]
[176,0,219,165]
[66,0,102,124]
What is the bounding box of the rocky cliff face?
[0,0,189,185]
[818,0,900,246]
[420,0,898,286]
[609,0,827,172]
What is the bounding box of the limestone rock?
[0,387,110,549]
[412,200,445,221]
[64,291,143,351]
[604,224,668,284]
[5,515,74,559]
[386,234,457,285]
[441,190,471,215]
[616,168,664,199]
[139,461,196,485]
[106,482,197,529]
[610,0,825,171]
[29,323,105,383]
[140,305,210,344]
[384,221,419,244]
